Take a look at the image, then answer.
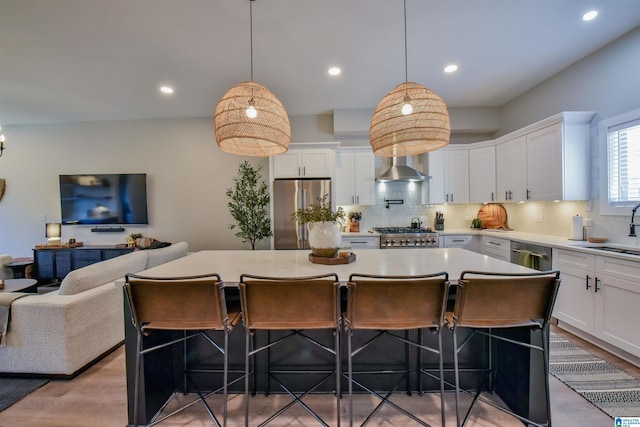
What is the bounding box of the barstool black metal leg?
[133,331,142,427]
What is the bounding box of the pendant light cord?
[403,0,408,83]
[250,0,254,82]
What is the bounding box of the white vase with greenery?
[291,195,345,258]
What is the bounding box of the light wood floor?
[2,327,637,427]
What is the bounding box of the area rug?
[549,333,640,418]
[0,377,49,411]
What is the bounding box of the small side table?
[0,278,38,293]
[5,260,33,279]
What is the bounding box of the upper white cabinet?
[428,148,469,204]
[496,112,594,202]
[335,147,375,205]
[272,143,337,178]
[469,145,497,203]
[496,135,527,202]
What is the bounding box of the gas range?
[374,227,440,249]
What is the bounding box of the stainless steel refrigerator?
[273,178,332,250]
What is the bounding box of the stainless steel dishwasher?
[510,241,552,271]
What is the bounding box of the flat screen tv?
[59,173,149,225]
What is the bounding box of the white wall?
[498,25,640,247]
[0,118,270,256]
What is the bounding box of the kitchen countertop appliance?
[374,227,440,249]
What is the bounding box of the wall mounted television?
[59,173,149,225]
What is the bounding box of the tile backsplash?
[338,181,640,248]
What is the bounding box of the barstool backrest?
[125,273,228,332]
[454,270,561,328]
[346,272,449,330]
[238,273,340,330]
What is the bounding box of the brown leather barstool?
[344,272,449,427]
[238,273,341,427]
[125,273,239,427]
[450,270,561,427]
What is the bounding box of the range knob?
[391,239,396,245]
[414,239,419,246]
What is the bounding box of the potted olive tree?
[291,194,346,257]
[226,161,272,250]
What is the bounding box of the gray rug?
[0,377,49,411]
[549,333,640,418]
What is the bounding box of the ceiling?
[1,0,640,126]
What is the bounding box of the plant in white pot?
[291,195,346,258]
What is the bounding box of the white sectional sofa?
[0,242,189,376]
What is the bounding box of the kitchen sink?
[586,246,640,257]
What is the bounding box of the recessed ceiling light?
[328,67,341,76]
[160,86,174,94]
[444,64,458,73]
[583,10,598,21]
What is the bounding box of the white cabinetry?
[335,147,375,206]
[553,249,640,358]
[341,235,379,249]
[481,236,510,261]
[552,249,596,333]
[496,136,527,202]
[272,144,336,178]
[496,112,593,202]
[428,149,469,204]
[469,145,496,203]
[443,234,478,252]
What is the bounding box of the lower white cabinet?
[553,249,640,358]
[443,234,478,252]
[341,235,379,249]
[552,249,596,333]
[481,236,510,261]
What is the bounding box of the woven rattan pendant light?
[214,0,290,157]
[370,0,450,157]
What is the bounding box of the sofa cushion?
[58,251,148,295]
[145,241,189,269]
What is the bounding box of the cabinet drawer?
[444,235,473,248]
[482,236,510,261]
[341,236,378,249]
[553,249,595,270]
[596,255,640,283]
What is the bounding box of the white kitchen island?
[136,247,534,281]
[124,248,547,426]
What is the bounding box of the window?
[600,109,640,215]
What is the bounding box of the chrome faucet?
[630,203,640,237]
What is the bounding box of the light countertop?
[134,248,533,283]
[342,228,640,262]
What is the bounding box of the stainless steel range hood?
[376,156,430,182]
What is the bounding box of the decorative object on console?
[35,242,83,249]
[226,161,273,250]
[369,0,449,157]
[125,233,143,248]
[214,0,290,157]
[45,223,62,245]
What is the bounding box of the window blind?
[608,118,640,206]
